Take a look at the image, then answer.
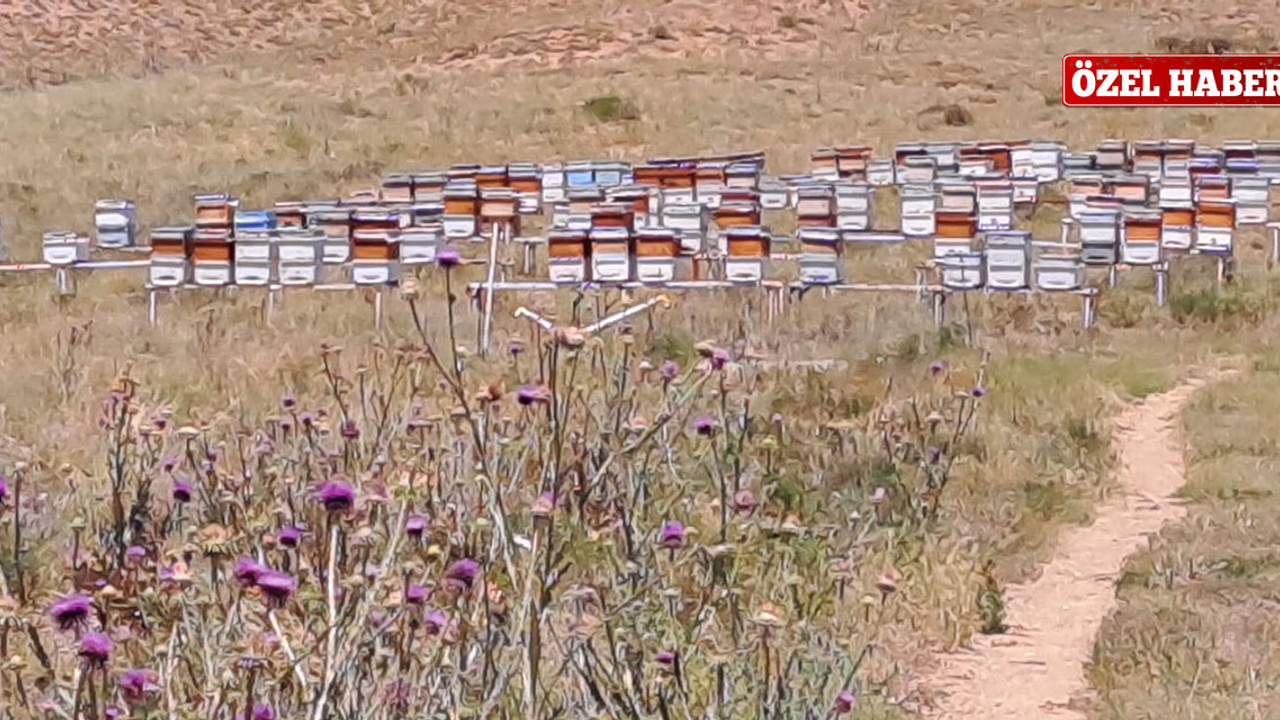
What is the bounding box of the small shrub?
[582,94,640,123]
[1169,287,1266,325]
[778,14,800,30]
[977,560,1008,634]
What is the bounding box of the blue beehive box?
[234,210,276,236]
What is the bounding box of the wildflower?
[278,526,302,548]
[655,650,677,669]
[929,360,945,376]
[691,414,719,437]
[972,385,986,398]
[660,360,679,381]
[425,609,448,635]
[834,689,856,715]
[770,412,784,425]
[660,521,686,550]
[281,394,296,410]
[79,632,112,667]
[316,479,356,513]
[531,491,555,517]
[732,489,757,514]
[405,583,429,604]
[125,546,147,566]
[234,557,268,587]
[405,516,429,538]
[161,457,177,472]
[516,385,551,406]
[256,571,296,608]
[927,446,942,465]
[339,419,359,440]
[119,668,156,701]
[251,704,276,720]
[172,479,193,503]
[105,706,123,720]
[437,247,461,268]
[508,340,525,356]
[299,412,315,428]
[711,348,731,370]
[445,558,481,591]
[49,594,92,630]
[0,475,6,504]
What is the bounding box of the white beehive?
[547,229,589,283]
[234,231,274,286]
[42,231,89,265]
[723,226,771,283]
[900,185,937,238]
[798,227,842,285]
[1078,209,1120,266]
[149,226,193,287]
[191,228,234,286]
[1034,253,1085,291]
[94,199,137,249]
[1194,200,1235,255]
[634,227,687,283]
[984,231,1032,290]
[1231,177,1269,225]
[276,228,323,286]
[976,182,1014,231]
[1120,210,1163,265]
[939,253,985,290]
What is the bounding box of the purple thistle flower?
[405,516,429,538]
[972,385,986,398]
[660,521,686,550]
[733,489,757,514]
[256,570,296,608]
[425,609,448,635]
[0,476,7,504]
[437,247,461,268]
[172,479,192,503]
[299,412,315,428]
[119,668,155,701]
[161,457,177,472]
[660,360,679,381]
[929,360,945,376]
[152,416,167,431]
[508,341,525,356]
[445,558,481,591]
[105,706,123,720]
[655,650,677,667]
[834,689,856,715]
[692,414,718,437]
[770,412,784,425]
[516,385,551,406]
[405,583,429,604]
[234,557,268,587]
[251,704,276,720]
[711,348,730,370]
[281,394,296,410]
[927,446,942,465]
[316,479,356,513]
[279,526,302,547]
[339,419,359,440]
[49,594,92,630]
[125,545,147,566]
[79,632,112,666]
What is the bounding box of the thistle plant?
[0,289,988,719]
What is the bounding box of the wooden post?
[480,221,502,356]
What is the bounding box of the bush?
[582,94,640,123]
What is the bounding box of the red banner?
[1062,54,1280,107]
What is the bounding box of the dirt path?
[918,366,1237,719]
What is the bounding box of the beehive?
[1120,210,1163,265]
[94,199,137,249]
[547,229,589,283]
[798,227,842,284]
[149,226,194,287]
[1194,200,1235,255]
[191,228,234,286]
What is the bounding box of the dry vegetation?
[0,0,1278,718]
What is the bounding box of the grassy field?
[1089,354,1280,719]
[0,0,1278,718]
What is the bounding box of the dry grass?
[0,0,1278,716]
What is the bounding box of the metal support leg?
[55,268,75,297]
[374,288,384,330]
[1155,262,1168,307]
[932,291,945,326]
[1108,264,1118,288]
[267,287,279,323]
[1083,292,1096,329]
[147,288,158,326]
[522,242,534,276]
